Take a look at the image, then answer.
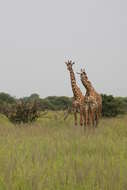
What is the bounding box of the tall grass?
[0,113,127,190]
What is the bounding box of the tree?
[102,94,126,117]
[0,92,16,104]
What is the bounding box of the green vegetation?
[0,112,127,190]
[0,92,126,189]
[102,94,127,117]
[0,93,127,124]
[0,93,40,123]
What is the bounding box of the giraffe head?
[65,60,75,71]
[77,68,88,80]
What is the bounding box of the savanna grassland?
[0,112,127,190]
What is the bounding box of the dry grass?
[0,113,127,190]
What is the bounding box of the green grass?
[0,112,127,190]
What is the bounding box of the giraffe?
[65,60,86,126]
[77,68,102,127]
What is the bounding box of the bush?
[102,94,126,117]
[45,96,72,110]
[0,99,40,124]
[9,99,40,123]
[0,92,16,104]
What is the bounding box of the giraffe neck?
[69,69,83,100]
[81,73,94,95]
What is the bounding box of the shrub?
[0,99,40,124]
[102,94,126,117]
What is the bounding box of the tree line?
[0,92,126,123]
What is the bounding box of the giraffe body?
[65,61,86,126]
[79,69,102,127]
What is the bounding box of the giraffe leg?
[74,111,78,126]
[94,103,99,127]
[80,108,83,126]
[90,110,94,127]
[92,108,96,128]
[87,107,90,126]
[95,109,99,127]
[93,108,97,128]
[83,104,87,128]
[89,106,95,127]
[85,109,89,128]
[83,109,86,127]
[87,105,91,127]
[83,110,87,133]
[72,102,78,127]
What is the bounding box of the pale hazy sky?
[0,0,126,98]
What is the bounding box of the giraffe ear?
[72,62,75,65]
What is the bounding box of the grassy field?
[0,112,127,190]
